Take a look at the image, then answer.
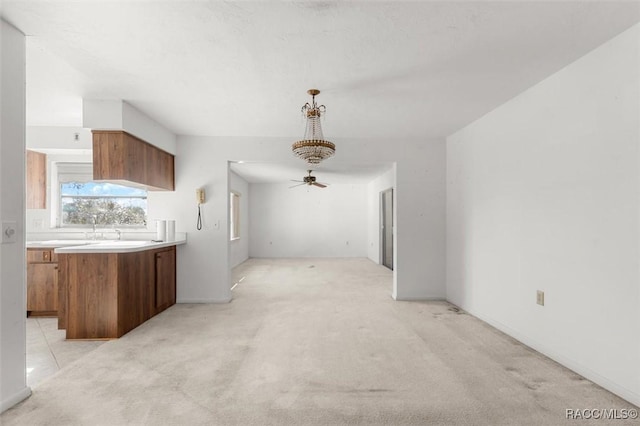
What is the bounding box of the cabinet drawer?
[27,249,55,263]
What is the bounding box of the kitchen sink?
[36,240,98,245]
[92,240,152,246]
[32,239,152,247]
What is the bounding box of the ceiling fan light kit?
[292,89,336,165]
[289,170,328,189]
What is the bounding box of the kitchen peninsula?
[51,239,186,339]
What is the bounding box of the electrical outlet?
[536,290,545,306]
[2,221,17,244]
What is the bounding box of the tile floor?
[26,317,105,387]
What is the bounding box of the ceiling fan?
[289,170,328,189]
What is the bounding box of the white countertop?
[27,240,96,248]
[27,238,186,254]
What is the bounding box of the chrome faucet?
[91,215,97,240]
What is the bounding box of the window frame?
[53,162,148,229]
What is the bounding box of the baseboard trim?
[1,387,31,413]
[176,297,231,304]
[393,295,446,301]
[458,305,640,408]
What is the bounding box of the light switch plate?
[1,221,17,244]
[536,290,545,306]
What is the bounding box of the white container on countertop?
[156,220,166,241]
[166,220,176,241]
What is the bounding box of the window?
[230,192,240,240]
[55,162,147,228]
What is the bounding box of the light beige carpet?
[2,258,636,425]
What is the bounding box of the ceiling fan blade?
[289,183,306,189]
[312,182,327,188]
[290,179,304,183]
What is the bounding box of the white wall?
[151,136,446,303]
[446,24,640,406]
[1,19,31,412]
[367,166,395,264]
[83,100,177,155]
[395,141,446,300]
[249,182,367,258]
[229,170,249,267]
[146,148,229,303]
[27,126,92,151]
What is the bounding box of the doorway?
[380,188,393,270]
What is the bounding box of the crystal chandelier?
[292,89,335,165]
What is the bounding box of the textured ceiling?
[229,161,393,185]
[3,1,639,182]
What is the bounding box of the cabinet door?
[154,248,176,311]
[92,130,175,190]
[27,263,58,311]
[27,150,47,209]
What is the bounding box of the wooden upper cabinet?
[26,150,47,209]
[92,130,175,191]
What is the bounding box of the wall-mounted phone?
[196,188,205,230]
[196,188,206,205]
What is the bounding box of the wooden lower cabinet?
[27,263,58,313]
[27,249,58,316]
[59,246,176,339]
[155,248,176,312]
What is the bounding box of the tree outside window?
[60,182,147,227]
